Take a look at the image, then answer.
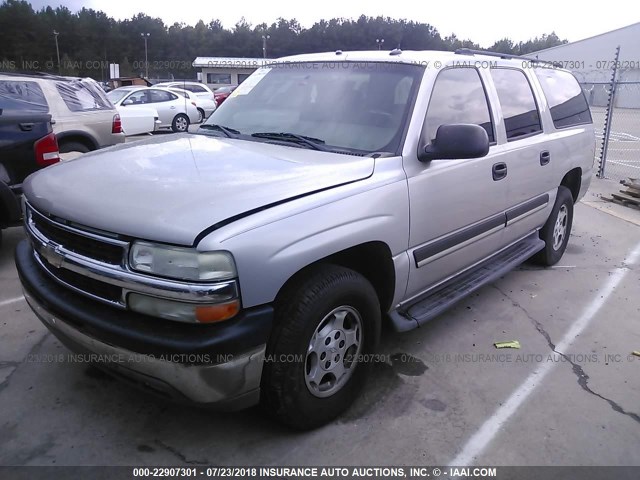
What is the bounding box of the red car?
[213,85,237,107]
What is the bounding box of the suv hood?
[24,134,374,245]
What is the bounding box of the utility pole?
[141,33,150,79]
[53,30,61,73]
[376,38,385,50]
[262,34,270,59]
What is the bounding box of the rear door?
[486,68,556,245]
[147,89,179,125]
[404,67,509,300]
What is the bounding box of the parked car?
[107,86,199,132]
[154,81,215,101]
[0,73,124,160]
[213,85,237,107]
[16,50,594,429]
[0,79,60,244]
[168,87,216,122]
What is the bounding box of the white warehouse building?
[532,22,640,108]
[193,57,269,89]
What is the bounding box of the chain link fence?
[581,81,640,182]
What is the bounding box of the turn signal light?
[195,300,240,323]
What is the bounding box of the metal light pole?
[376,38,385,50]
[140,33,150,79]
[262,34,270,59]
[53,30,61,73]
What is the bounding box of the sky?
[27,0,639,48]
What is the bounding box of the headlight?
[130,242,236,281]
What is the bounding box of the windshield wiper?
[199,124,240,138]
[251,132,328,151]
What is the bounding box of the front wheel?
[261,265,381,430]
[171,114,189,133]
[532,186,574,266]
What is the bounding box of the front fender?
[199,173,410,309]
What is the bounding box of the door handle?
[540,150,551,166]
[492,162,508,181]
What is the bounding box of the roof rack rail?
[454,48,544,64]
[0,71,71,80]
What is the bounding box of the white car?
[155,81,217,122]
[117,105,160,136]
[168,87,216,123]
[107,87,199,133]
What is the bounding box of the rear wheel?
[171,114,189,133]
[532,186,574,266]
[261,265,380,430]
[197,108,205,123]
[59,141,90,161]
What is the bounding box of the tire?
[261,265,381,430]
[532,186,574,266]
[197,108,205,123]
[171,114,190,133]
[59,141,90,154]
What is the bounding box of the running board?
[390,233,545,332]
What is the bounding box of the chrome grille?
[36,253,124,304]
[30,209,125,265]
[26,203,129,307]
[24,203,240,312]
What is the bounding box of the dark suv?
[1,78,61,244]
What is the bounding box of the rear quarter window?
[535,69,593,128]
[55,80,113,112]
[0,80,49,113]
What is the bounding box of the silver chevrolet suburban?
[16,49,595,429]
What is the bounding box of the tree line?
[0,0,567,80]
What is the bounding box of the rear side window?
[535,69,592,128]
[56,80,112,112]
[0,80,49,113]
[149,90,176,102]
[183,84,206,93]
[424,68,495,144]
[490,69,542,140]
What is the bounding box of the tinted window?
[0,80,48,113]
[56,80,112,112]
[490,69,542,140]
[424,68,494,144]
[170,89,188,98]
[535,69,592,128]
[149,90,175,102]
[207,73,232,85]
[183,84,206,93]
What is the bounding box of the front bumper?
[16,239,273,408]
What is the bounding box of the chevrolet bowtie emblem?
[42,242,64,269]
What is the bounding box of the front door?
[403,67,509,301]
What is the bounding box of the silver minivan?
[16,50,595,429]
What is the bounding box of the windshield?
[202,61,423,154]
[107,89,132,104]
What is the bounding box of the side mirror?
[418,124,490,162]
[122,99,133,106]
